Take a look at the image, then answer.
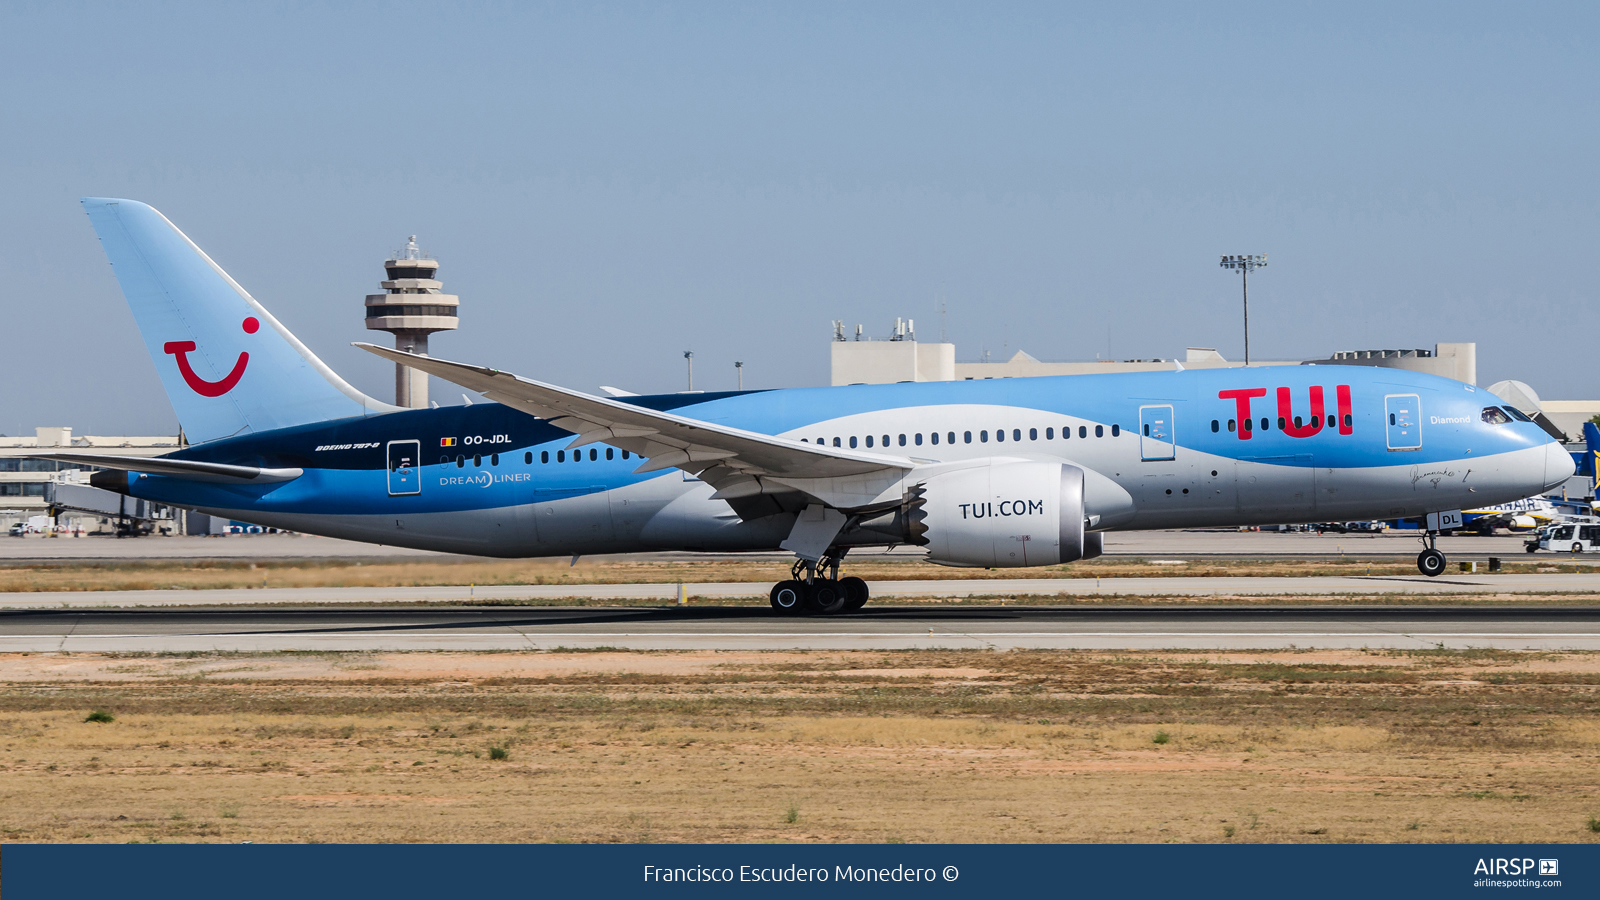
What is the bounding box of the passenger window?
[1111,424,1120,436]
[1389,413,1395,426]
[622,450,630,459]
[865,435,874,448]
[964,431,973,444]
[980,430,989,443]
[1327,415,1336,427]
[1293,416,1302,428]
[995,429,1004,442]
[1046,427,1054,439]
[525,451,533,464]
[1078,426,1087,438]
[1228,419,1235,432]
[1342,415,1352,427]
[1095,425,1104,437]
[899,434,907,446]
[456,455,465,467]
[947,432,956,444]
[1261,418,1269,431]
[1481,407,1511,425]
[913,433,922,446]
[930,432,939,445]
[1144,424,1150,436]
[440,456,449,465]
[849,436,858,449]
[491,453,499,466]
[540,451,548,464]
[606,448,614,460]
[1029,428,1037,440]
[572,451,580,463]
[474,455,482,467]
[556,451,564,462]
[883,434,890,447]
[1210,420,1219,433]
[1277,417,1286,430]
[589,448,597,461]
[1243,419,1252,432]
[833,437,841,447]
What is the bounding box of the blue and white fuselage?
[53,199,1573,602]
[106,369,1569,559]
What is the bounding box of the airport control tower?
[364,236,459,408]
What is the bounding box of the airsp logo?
[1473,858,1547,876]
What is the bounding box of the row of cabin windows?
[803,425,1119,449]
[440,447,632,467]
[1208,415,1355,433]
[533,448,630,464]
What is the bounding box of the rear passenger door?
[386,440,421,496]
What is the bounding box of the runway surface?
[4,605,1598,652]
[3,571,1596,609]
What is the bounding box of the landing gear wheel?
[1417,548,1447,577]
[804,579,848,615]
[770,580,804,614]
[839,576,869,612]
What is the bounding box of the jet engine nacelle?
[919,460,1094,568]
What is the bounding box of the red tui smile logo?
[164,317,258,397]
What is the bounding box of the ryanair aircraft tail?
[81,198,394,444]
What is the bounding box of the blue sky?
[4,2,1597,435]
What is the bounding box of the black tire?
[1573,543,1584,555]
[804,579,848,615]
[770,580,804,614]
[1417,548,1446,578]
[839,576,869,612]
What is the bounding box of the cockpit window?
[1502,405,1534,423]
[1481,407,1512,425]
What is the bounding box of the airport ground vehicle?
[31,199,1575,607]
[1527,520,1600,554]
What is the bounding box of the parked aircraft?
[39,199,1574,610]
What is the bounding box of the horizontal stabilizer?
[29,453,303,485]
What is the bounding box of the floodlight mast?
[1219,254,1267,365]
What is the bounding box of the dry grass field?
[0,555,1589,594]
[2,648,1599,844]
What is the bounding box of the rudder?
[81,198,393,443]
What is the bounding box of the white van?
[1538,521,1600,553]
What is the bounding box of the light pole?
[684,351,694,391]
[1219,254,1267,365]
[734,360,743,390]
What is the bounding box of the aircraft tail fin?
[80,198,395,444]
[1584,422,1600,489]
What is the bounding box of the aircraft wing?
[354,344,914,494]
[28,453,303,484]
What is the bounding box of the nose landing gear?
[769,552,870,615]
[1417,530,1447,577]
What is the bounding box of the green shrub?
[784,802,800,824]
[488,746,508,761]
[1587,815,1600,833]
[1152,731,1170,745]
[84,710,114,724]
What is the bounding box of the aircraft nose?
[1544,440,1576,491]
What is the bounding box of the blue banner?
[5,844,1594,899]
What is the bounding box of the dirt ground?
[1,648,1599,844]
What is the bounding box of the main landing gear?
[1417,530,1447,578]
[769,551,870,616]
